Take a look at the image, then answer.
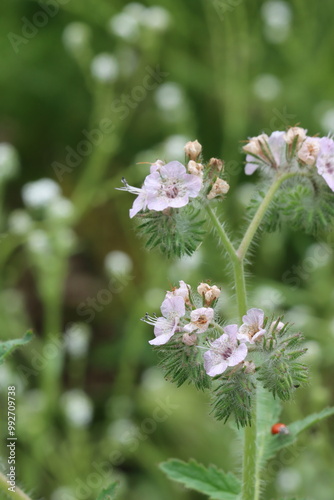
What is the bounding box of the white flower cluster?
[143,281,283,377]
[108,3,171,42]
[243,126,334,192]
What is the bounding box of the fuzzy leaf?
[263,407,334,462]
[154,340,211,391]
[212,371,255,427]
[96,482,119,500]
[160,459,240,500]
[0,331,34,365]
[137,204,206,258]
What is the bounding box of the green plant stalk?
[237,172,296,260]
[0,472,32,500]
[206,173,295,500]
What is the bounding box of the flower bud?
[197,283,221,305]
[284,127,307,145]
[209,158,224,171]
[297,138,320,165]
[207,178,230,200]
[187,160,203,177]
[243,361,256,374]
[184,140,202,160]
[242,134,268,156]
[182,333,198,346]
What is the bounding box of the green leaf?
[0,331,34,365]
[96,482,119,500]
[160,459,240,500]
[263,407,334,462]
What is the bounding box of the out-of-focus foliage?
[0,0,334,499]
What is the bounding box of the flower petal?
[242,308,264,329]
[204,350,228,377]
[160,295,185,318]
[227,343,248,366]
[223,324,239,342]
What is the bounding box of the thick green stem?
[206,173,298,500]
[0,472,32,500]
[241,416,258,500]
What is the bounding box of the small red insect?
[271,423,289,435]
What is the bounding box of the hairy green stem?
[206,172,300,500]
[205,204,238,264]
[0,472,32,500]
[237,173,296,260]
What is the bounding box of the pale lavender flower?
[315,137,334,191]
[183,307,214,333]
[245,131,286,175]
[204,324,248,377]
[238,308,266,344]
[144,161,202,210]
[119,161,202,218]
[145,295,185,345]
[166,280,191,305]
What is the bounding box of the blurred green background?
[0,0,334,499]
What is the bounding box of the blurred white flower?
[91,53,119,83]
[22,178,61,209]
[163,135,190,159]
[262,1,292,43]
[277,467,302,493]
[51,487,75,500]
[253,74,282,101]
[0,143,19,181]
[262,1,292,27]
[61,390,93,427]
[108,13,140,41]
[140,6,170,31]
[8,210,33,235]
[46,197,74,222]
[154,82,184,111]
[64,323,91,358]
[62,22,91,53]
[320,108,334,133]
[105,250,133,276]
[124,2,146,19]
[107,418,138,444]
[27,230,51,254]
